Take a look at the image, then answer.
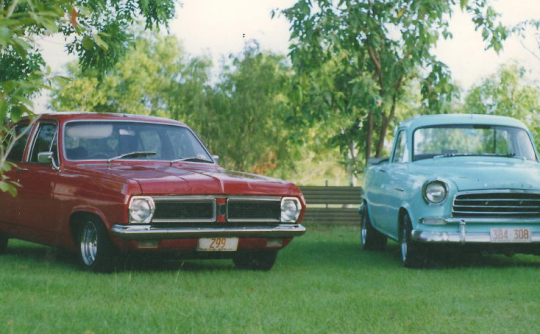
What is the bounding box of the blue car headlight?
[423,181,448,204]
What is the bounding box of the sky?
[37,0,540,110]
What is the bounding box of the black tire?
[0,233,8,254]
[399,213,425,268]
[360,204,387,251]
[233,251,278,271]
[78,216,117,273]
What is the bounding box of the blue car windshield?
[64,121,212,162]
[413,125,537,162]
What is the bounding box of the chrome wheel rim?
[360,215,367,245]
[80,222,98,266]
[400,224,408,262]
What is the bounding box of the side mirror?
[367,157,389,166]
[37,151,59,170]
[212,155,219,164]
[38,151,53,164]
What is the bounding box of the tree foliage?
[464,63,540,147]
[512,19,540,63]
[203,43,295,174]
[51,37,298,175]
[51,33,209,116]
[280,0,507,172]
[1,0,178,195]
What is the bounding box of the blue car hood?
[411,157,540,191]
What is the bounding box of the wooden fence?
[299,186,362,225]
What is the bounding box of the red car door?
[0,122,33,234]
[14,120,62,246]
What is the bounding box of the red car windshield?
[64,121,213,162]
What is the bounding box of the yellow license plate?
[490,228,532,243]
[197,237,239,251]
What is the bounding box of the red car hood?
[92,163,299,197]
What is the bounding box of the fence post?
[325,180,328,209]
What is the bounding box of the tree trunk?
[365,110,373,164]
[375,94,398,158]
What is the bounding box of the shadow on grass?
[116,255,236,273]
[382,242,540,269]
[289,227,540,270]
[5,229,540,273]
[3,241,237,273]
[2,243,80,271]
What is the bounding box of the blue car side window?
[392,130,409,163]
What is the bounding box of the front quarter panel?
[405,176,457,232]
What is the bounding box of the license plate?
[490,228,532,243]
[197,237,239,251]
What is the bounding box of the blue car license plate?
[490,228,532,243]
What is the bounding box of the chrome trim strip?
[445,217,540,224]
[452,211,540,215]
[455,198,540,202]
[454,205,540,209]
[227,196,281,201]
[454,189,540,195]
[111,224,307,240]
[412,230,540,243]
[152,196,217,201]
[225,218,282,223]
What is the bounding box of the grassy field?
[1,226,540,333]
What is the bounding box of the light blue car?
[361,114,540,267]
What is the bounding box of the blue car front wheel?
[399,213,426,268]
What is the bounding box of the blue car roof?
[400,114,529,130]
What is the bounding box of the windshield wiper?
[434,153,516,158]
[170,157,214,164]
[481,153,516,157]
[107,151,156,163]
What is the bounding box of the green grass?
[2,226,540,333]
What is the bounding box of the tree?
[280,0,506,174]
[51,37,299,175]
[512,20,540,63]
[464,63,540,147]
[1,0,178,195]
[203,42,296,174]
[51,32,210,118]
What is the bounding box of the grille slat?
[453,191,540,218]
[454,205,540,209]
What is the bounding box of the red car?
[0,113,306,272]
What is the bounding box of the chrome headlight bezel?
[129,196,155,224]
[422,180,448,204]
[281,197,301,223]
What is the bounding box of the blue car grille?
[452,191,540,218]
